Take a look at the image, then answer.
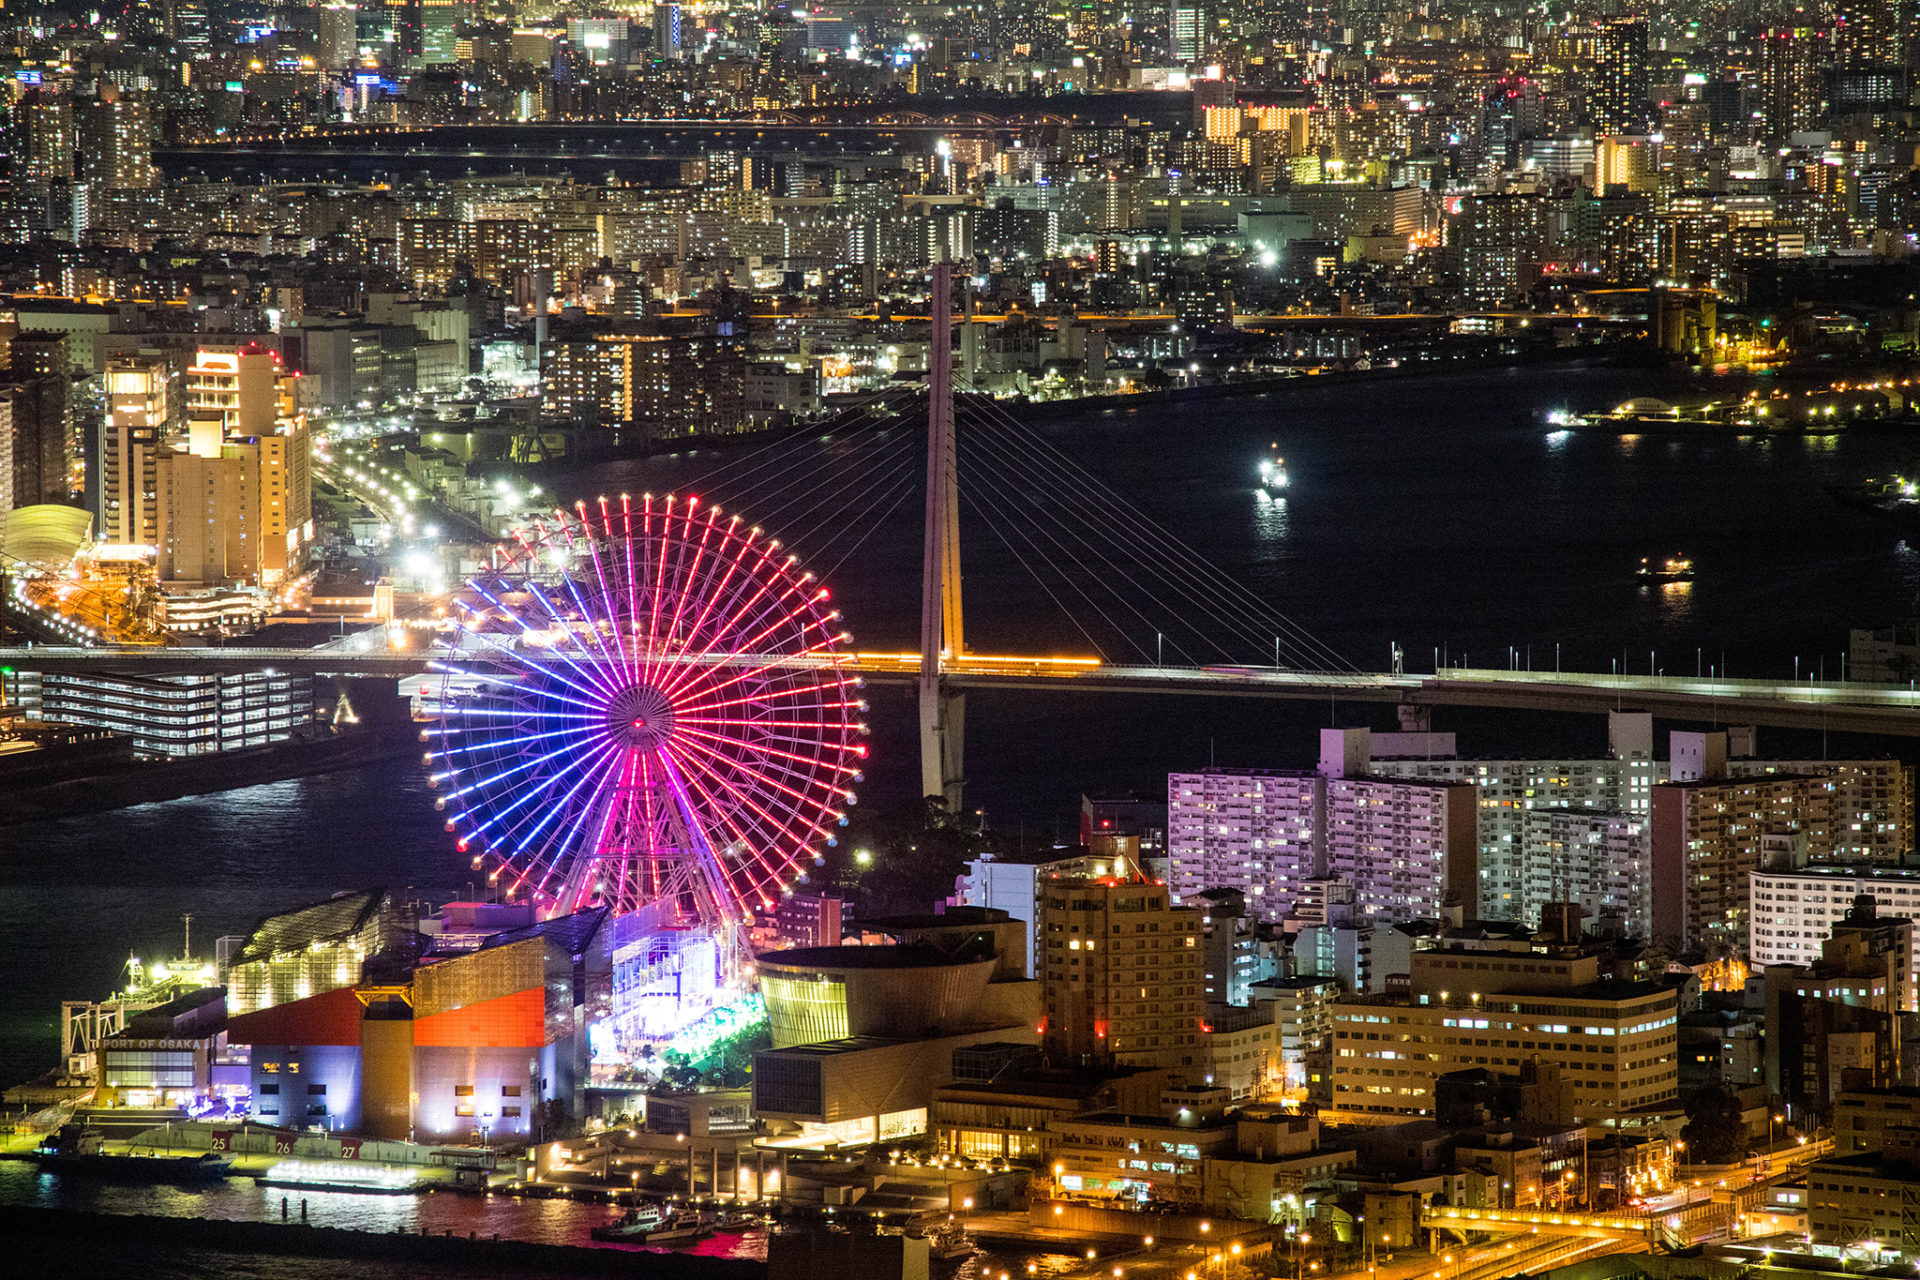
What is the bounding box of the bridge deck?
[3,646,1918,736]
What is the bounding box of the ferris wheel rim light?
[430,493,865,926]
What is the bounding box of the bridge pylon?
[919,261,965,810]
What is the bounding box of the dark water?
[8,363,1920,1098]
[0,1156,766,1275]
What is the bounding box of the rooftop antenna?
[182,913,192,962]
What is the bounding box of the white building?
[1517,808,1648,936]
[954,845,1139,978]
[1365,713,1659,923]
[1747,864,1920,1011]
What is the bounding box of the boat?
[1638,556,1694,583]
[1259,442,1289,490]
[590,1205,713,1244]
[644,1209,716,1243]
[926,1220,974,1260]
[907,1214,975,1261]
[710,1208,764,1231]
[34,1124,234,1184]
[591,1203,671,1242]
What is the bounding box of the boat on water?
[590,1205,714,1244]
[907,1214,975,1261]
[1638,556,1695,583]
[34,1124,234,1184]
[1259,443,1289,491]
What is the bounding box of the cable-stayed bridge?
[4,263,1917,803]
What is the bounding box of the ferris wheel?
[428,494,866,933]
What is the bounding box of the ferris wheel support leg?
[919,675,964,812]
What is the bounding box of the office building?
[955,846,1142,977]
[1169,3,1207,62]
[1196,888,1274,1006]
[1327,913,1679,1124]
[1039,876,1203,1070]
[1806,1151,1920,1252]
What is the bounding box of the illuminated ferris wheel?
[428,495,866,932]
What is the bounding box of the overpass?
[6,644,1920,737]
[1422,1205,1672,1246]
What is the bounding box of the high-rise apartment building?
[157,349,311,585]
[1760,27,1825,136]
[541,332,744,437]
[77,91,155,190]
[1651,730,1910,953]
[1038,877,1203,1069]
[93,354,177,545]
[1168,768,1320,921]
[1170,733,1478,927]
[1328,917,1679,1123]
[1324,772,1477,924]
[10,93,75,181]
[1652,771,1835,951]
[1751,865,1920,1010]
[1591,17,1649,133]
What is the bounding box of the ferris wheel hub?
[607,682,676,751]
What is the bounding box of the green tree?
[1681,1086,1748,1164]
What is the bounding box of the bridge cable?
[954,408,1221,666]
[959,411,1328,669]
[956,393,1352,671]
[953,388,1358,673]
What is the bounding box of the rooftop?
[231,887,389,968]
[755,944,994,971]
[481,904,609,959]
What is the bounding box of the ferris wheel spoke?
[563,509,634,677]
[663,727,847,826]
[647,537,794,703]
[464,584,624,704]
[664,517,753,667]
[445,603,618,711]
[429,719,610,777]
[639,494,678,687]
[669,759,792,910]
[648,498,718,691]
[672,723,859,780]
[669,659,856,718]
[484,734,627,853]
[618,494,645,685]
[519,743,631,904]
